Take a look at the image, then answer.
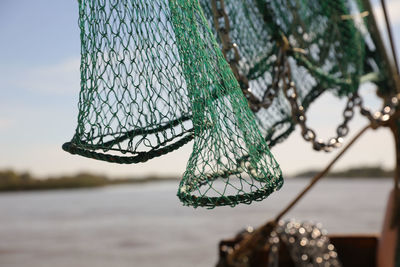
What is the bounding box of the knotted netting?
[171,0,282,207]
[200,0,372,147]
[63,0,194,163]
[63,0,283,208]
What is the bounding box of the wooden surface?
[330,235,378,267]
[218,234,379,267]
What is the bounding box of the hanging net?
[171,0,282,208]
[63,0,283,208]
[200,0,377,148]
[62,0,194,164]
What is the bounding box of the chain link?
[211,1,400,152]
[281,54,357,152]
[357,94,400,128]
[210,1,248,89]
[281,42,400,151]
[277,41,400,152]
[211,0,279,112]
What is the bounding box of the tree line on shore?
[294,165,393,178]
[0,165,393,192]
[0,170,178,192]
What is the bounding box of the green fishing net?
[63,0,283,208]
[171,0,282,207]
[62,0,193,164]
[200,0,385,147]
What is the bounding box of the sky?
[0,0,399,179]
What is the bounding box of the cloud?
[17,57,80,94]
[0,117,15,130]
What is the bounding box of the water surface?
[0,178,392,267]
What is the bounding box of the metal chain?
[210,0,278,112]
[280,43,400,152]
[211,2,400,152]
[357,94,400,128]
[280,49,356,152]
[210,0,247,90]
[209,3,362,152]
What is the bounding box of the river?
[0,178,393,267]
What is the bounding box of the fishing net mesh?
[63,0,283,208]
[62,0,194,164]
[63,0,391,208]
[200,0,374,147]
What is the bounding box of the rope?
[62,133,194,164]
[227,124,371,264]
[274,124,372,222]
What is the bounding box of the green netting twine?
[63,0,283,208]
[63,0,194,164]
[170,0,282,208]
[200,0,367,147]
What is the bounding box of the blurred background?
[0,0,399,266]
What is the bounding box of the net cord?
[226,124,371,264]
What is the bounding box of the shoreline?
[0,166,393,192]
